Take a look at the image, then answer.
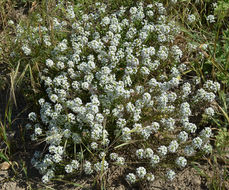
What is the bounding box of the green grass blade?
[0,152,9,162]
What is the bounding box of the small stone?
[0,162,11,171]
[193,177,201,186]
[116,185,125,190]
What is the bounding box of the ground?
[0,165,222,190]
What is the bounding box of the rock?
[0,162,11,171]
[193,177,201,186]
[2,182,25,190]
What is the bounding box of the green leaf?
[0,152,9,162]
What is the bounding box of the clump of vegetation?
[11,1,221,185]
[0,0,229,189]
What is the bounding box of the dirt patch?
[0,171,25,190]
[1,182,26,190]
[0,166,208,190]
[149,168,206,190]
[106,166,209,190]
[2,158,228,190]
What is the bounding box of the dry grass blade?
[9,61,20,107]
[114,140,140,150]
[9,60,38,107]
[0,120,10,155]
[51,178,85,188]
[29,64,39,93]
[217,103,229,124]
[100,155,106,190]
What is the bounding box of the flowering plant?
[21,2,219,184]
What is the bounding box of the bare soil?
[0,165,214,190]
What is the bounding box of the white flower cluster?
[126,166,155,184]
[187,14,196,23]
[21,44,31,55]
[203,80,220,93]
[206,15,215,23]
[23,2,217,184]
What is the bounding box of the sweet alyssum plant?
[17,2,220,184]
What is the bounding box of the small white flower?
[192,137,203,149]
[71,160,79,170]
[187,14,196,23]
[66,5,75,19]
[22,44,31,55]
[151,122,160,132]
[205,107,215,117]
[200,127,212,139]
[206,15,215,23]
[184,145,195,156]
[28,112,37,121]
[46,59,54,68]
[116,157,125,165]
[136,167,146,178]
[99,151,106,159]
[168,140,179,153]
[146,173,155,181]
[50,94,58,103]
[56,61,65,69]
[52,153,62,163]
[42,174,50,183]
[166,170,176,181]
[136,149,144,159]
[81,82,89,90]
[35,127,42,135]
[178,131,188,142]
[8,20,14,25]
[147,10,154,18]
[110,153,118,161]
[91,142,98,150]
[151,154,160,166]
[176,156,187,168]
[84,161,93,175]
[94,160,109,172]
[65,164,73,173]
[101,16,110,26]
[144,148,154,158]
[157,145,167,156]
[213,3,217,8]
[183,122,197,133]
[171,0,177,3]
[202,143,212,154]
[126,173,136,184]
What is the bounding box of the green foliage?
[213,29,229,85]
[215,128,229,149]
[0,102,12,159]
[214,0,229,24]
